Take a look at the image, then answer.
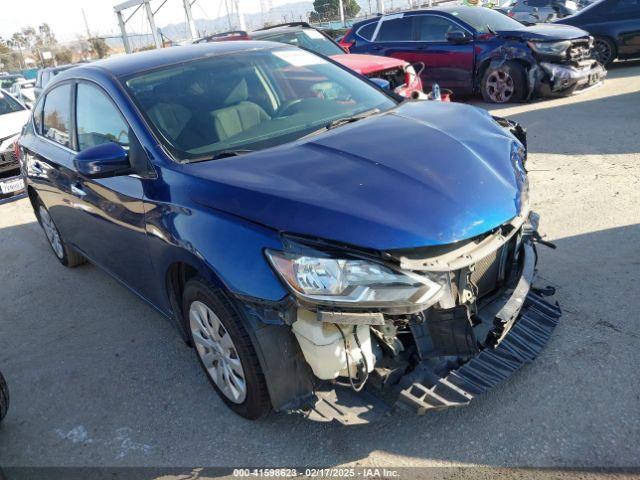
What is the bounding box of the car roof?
[63,41,282,79]
[354,5,480,24]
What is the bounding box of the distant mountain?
[159,1,315,40]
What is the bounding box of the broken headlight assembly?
[528,40,571,56]
[265,250,443,310]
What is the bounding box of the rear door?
[22,83,79,240]
[607,0,640,58]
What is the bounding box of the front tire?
[481,61,527,104]
[0,371,9,423]
[183,278,271,420]
[35,200,86,268]
[593,37,616,67]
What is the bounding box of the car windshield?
[251,29,345,57]
[450,7,526,32]
[125,47,396,162]
[0,91,26,115]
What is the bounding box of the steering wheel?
[276,99,305,117]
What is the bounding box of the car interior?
[127,51,387,160]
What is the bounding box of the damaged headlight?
[266,250,443,309]
[528,40,571,56]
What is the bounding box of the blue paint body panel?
[19,42,526,312]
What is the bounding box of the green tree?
[54,47,74,64]
[309,0,360,22]
[88,37,110,59]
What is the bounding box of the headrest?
[224,78,248,105]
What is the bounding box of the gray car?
[499,0,580,23]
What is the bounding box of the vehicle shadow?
[0,217,638,467]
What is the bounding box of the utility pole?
[183,0,197,40]
[115,10,132,54]
[338,0,345,26]
[81,8,92,38]
[234,0,246,31]
[143,0,162,49]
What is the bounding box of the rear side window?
[42,84,72,148]
[356,22,377,40]
[76,83,129,151]
[376,17,413,42]
[415,16,458,42]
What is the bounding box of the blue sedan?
[18,42,560,422]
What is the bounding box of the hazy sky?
[2,0,274,42]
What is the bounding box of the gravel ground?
[0,61,639,470]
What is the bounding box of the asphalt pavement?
[0,61,639,470]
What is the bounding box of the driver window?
[415,16,458,42]
[76,83,129,151]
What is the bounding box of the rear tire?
[593,37,616,67]
[481,61,527,104]
[183,278,271,420]
[35,200,86,268]
[0,371,9,423]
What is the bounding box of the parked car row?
[17,41,560,423]
[0,89,29,202]
[498,0,640,66]
[340,6,606,102]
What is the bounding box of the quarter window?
[357,22,377,40]
[376,17,413,42]
[415,16,458,42]
[42,84,72,148]
[76,83,129,151]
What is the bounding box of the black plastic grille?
[0,149,19,173]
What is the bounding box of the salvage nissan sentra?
[18,42,560,422]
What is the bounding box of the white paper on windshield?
[273,49,325,67]
[303,29,325,40]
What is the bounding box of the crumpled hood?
[185,101,526,250]
[330,53,406,75]
[498,23,589,41]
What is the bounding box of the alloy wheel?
[593,39,613,65]
[189,301,247,404]
[486,69,515,103]
[39,206,64,259]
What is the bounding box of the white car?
[9,79,36,108]
[0,89,30,200]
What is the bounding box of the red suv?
[194,23,424,98]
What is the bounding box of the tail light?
[339,28,355,52]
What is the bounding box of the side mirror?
[369,77,391,90]
[446,31,471,44]
[74,142,132,179]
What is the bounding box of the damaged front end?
[530,37,606,96]
[246,210,560,424]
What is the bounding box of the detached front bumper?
[538,60,606,96]
[396,242,561,415]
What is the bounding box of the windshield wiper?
[300,109,381,140]
[189,149,253,163]
[486,24,497,35]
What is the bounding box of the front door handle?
[71,183,86,197]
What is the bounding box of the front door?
[70,81,157,301]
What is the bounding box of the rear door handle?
[71,182,86,197]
